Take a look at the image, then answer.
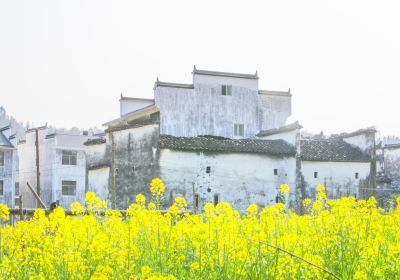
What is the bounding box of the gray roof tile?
[301,139,371,162]
[159,135,295,156]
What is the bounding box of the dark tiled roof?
[88,163,110,171]
[158,135,295,156]
[84,138,106,146]
[0,131,13,148]
[192,66,259,80]
[301,139,371,162]
[384,143,400,150]
[106,118,159,133]
[257,122,302,137]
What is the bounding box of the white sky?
[0,0,399,136]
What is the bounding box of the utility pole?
[111,132,116,209]
[35,128,41,200]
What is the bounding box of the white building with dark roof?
[90,67,377,211]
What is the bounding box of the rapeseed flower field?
[0,179,400,280]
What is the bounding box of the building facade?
[18,127,89,208]
[87,67,377,211]
[0,125,18,207]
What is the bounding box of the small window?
[274,169,278,176]
[206,166,211,174]
[115,168,119,176]
[355,172,359,179]
[194,193,200,208]
[132,166,135,173]
[15,182,19,196]
[234,124,244,137]
[62,181,76,196]
[0,151,4,166]
[221,85,232,96]
[0,180,3,196]
[213,193,220,206]
[62,150,77,165]
[314,172,318,178]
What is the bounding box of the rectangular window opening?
[0,180,3,196]
[62,150,77,165]
[15,182,19,196]
[355,172,359,179]
[314,172,318,179]
[213,193,220,206]
[0,151,4,166]
[274,169,278,176]
[234,124,244,137]
[62,180,76,196]
[206,166,211,174]
[221,85,232,96]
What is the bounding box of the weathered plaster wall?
[88,167,110,201]
[86,143,107,165]
[259,95,292,130]
[192,74,259,90]
[120,99,154,116]
[0,149,15,207]
[159,149,296,212]
[155,82,291,139]
[107,124,160,209]
[343,134,375,153]
[384,147,400,181]
[18,129,88,209]
[301,161,370,199]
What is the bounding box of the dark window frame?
[15,182,19,196]
[62,180,77,196]
[0,151,4,166]
[62,150,77,165]
[221,85,232,96]
[0,180,4,196]
[314,172,318,179]
[206,166,211,174]
[355,172,359,179]
[274,169,278,176]
[234,123,244,137]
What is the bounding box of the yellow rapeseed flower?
[0,203,10,221]
[279,184,290,194]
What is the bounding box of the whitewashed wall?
[86,142,107,164]
[88,167,110,201]
[18,129,88,209]
[302,161,370,198]
[0,148,15,207]
[155,82,291,139]
[159,149,296,212]
[120,99,154,116]
[193,74,259,90]
[384,147,400,180]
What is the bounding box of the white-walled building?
[18,127,89,208]
[89,67,377,211]
[0,125,18,207]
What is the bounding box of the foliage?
[0,181,400,279]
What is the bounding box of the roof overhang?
[103,104,159,127]
[192,66,259,80]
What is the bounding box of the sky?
[0,0,399,136]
